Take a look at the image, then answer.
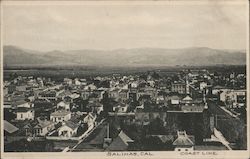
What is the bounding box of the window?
[178,149,181,151]
[21,114,23,118]
[185,149,188,151]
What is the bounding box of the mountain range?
[3,45,246,67]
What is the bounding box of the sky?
[2,1,248,52]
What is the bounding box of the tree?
[142,136,165,151]
[151,72,160,80]
[147,117,165,135]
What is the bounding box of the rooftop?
[51,110,71,117]
[173,131,194,146]
[4,120,19,134]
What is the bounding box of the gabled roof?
[57,101,70,106]
[106,130,133,151]
[182,95,193,101]
[118,130,134,144]
[62,121,79,130]
[85,112,96,120]
[51,110,71,117]
[69,93,80,99]
[14,100,27,106]
[34,120,54,129]
[4,120,19,133]
[16,107,33,113]
[173,131,194,146]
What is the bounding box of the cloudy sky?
[2,1,248,51]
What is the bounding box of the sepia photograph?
[1,0,249,159]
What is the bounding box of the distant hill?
[3,45,246,67]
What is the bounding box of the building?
[81,90,92,100]
[106,130,134,151]
[112,103,128,113]
[199,81,208,90]
[83,112,97,129]
[58,121,79,137]
[33,120,55,136]
[57,101,70,110]
[16,107,34,120]
[119,89,129,102]
[109,88,120,100]
[220,89,246,108]
[50,110,71,123]
[171,82,186,94]
[87,102,104,115]
[38,90,57,101]
[173,131,194,151]
[4,120,19,135]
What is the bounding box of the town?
[3,66,247,152]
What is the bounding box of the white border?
[1,1,249,159]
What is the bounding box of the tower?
[103,123,112,149]
[185,75,190,95]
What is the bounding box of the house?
[156,95,165,104]
[212,85,227,95]
[166,95,182,105]
[130,81,138,88]
[181,95,193,103]
[50,110,71,123]
[135,104,144,112]
[113,103,128,113]
[119,89,129,102]
[173,131,194,151]
[33,119,55,136]
[219,89,246,108]
[106,130,134,151]
[74,78,81,86]
[57,101,70,110]
[81,90,92,100]
[69,93,80,100]
[87,102,104,114]
[84,84,97,91]
[83,112,97,129]
[93,90,105,100]
[109,88,120,100]
[58,121,79,137]
[199,81,207,90]
[144,86,156,96]
[64,78,73,85]
[16,107,34,120]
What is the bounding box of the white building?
[33,120,55,136]
[16,108,34,120]
[57,101,70,110]
[199,82,207,90]
[83,113,97,129]
[58,121,79,137]
[220,89,246,108]
[50,110,71,123]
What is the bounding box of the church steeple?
[185,74,190,95]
